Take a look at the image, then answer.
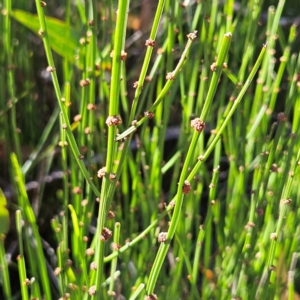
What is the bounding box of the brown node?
[169,200,175,208]
[269,265,276,271]
[112,243,121,251]
[281,198,292,205]
[58,141,68,147]
[145,39,156,47]
[106,115,122,126]
[109,173,116,181]
[294,72,300,83]
[87,103,96,110]
[121,50,127,61]
[80,78,91,87]
[107,211,115,220]
[270,164,278,172]
[88,285,96,296]
[72,187,82,194]
[90,262,97,270]
[166,72,175,80]
[144,111,154,119]
[191,118,205,133]
[182,180,191,194]
[158,232,167,243]
[97,167,106,178]
[210,62,217,71]
[74,114,82,122]
[46,66,56,73]
[79,38,87,45]
[86,248,95,256]
[277,112,287,122]
[101,227,112,241]
[66,259,73,267]
[145,293,158,300]
[54,267,61,276]
[245,222,255,230]
[68,283,78,290]
[187,30,198,40]
[157,48,164,55]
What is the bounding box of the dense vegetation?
[1,0,300,299]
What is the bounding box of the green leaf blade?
[11,9,83,68]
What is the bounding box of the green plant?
[1,0,300,299]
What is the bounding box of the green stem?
[11,154,51,299]
[128,0,166,125]
[16,210,29,300]
[34,0,100,197]
[146,32,232,294]
[188,44,267,181]
[4,0,22,162]
[93,0,130,295]
[116,31,197,141]
[0,235,11,299]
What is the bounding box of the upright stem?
[145,32,232,294]
[93,0,130,294]
[34,0,100,198]
[4,0,22,162]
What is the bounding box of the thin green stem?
[93,0,130,295]
[108,222,121,297]
[0,235,11,299]
[16,210,29,300]
[116,32,198,141]
[4,0,22,163]
[11,154,51,299]
[34,0,100,198]
[188,44,267,181]
[146,32,232,294]
[128,0,166,125]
